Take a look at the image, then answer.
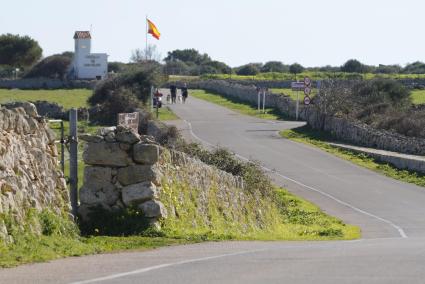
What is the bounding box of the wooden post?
[69,109,78,218]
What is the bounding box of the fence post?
[60,120,65,173]
[69,109,78,218]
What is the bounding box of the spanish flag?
[147,19,160,40]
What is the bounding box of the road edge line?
[184,120,408,239]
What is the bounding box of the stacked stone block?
[78,126,167,222]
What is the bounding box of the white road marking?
[184,120,408,239]
[69,249,267,284]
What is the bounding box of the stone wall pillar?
[78,125,167,223]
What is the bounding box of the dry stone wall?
[0,103,69,241]
[186,80,425,156]
[79,126,246,225]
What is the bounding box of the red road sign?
[304,95,311,105]
[304,76,311,87]
[304,87,311,95]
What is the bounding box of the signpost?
[118,112,140,133]
[292,77,313,120]
[257,87,267,114]
[292,82,304,120]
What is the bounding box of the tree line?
[1,33,425,80]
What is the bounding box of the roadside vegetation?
[0,208,191,267]
[281,126,425,188]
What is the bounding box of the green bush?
[235,64,261,76]
[24,53,72,79]
[89,64,166,106]
[89,87,142,125]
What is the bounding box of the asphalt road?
[2,96,425,283]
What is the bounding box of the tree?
[235,63,260,76]
[200,60,232,74]
[403,61,425,74]
[341,59,366,73]
[0,34,42,67]
[164,49,211,65]
[289,63,304,79]
[261,61,288,73]
[374,64,402,74]
[130,44,161,62]
[24,53,71,79]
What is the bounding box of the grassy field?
[281,126,425,188]
[411,89,425,105]
[0,89,92,109]
[190,89,288,120]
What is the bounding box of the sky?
[1,0,424,67]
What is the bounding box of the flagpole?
[145,15,148,61]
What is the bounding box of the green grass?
[281,126,425,188]
[0,182,359,268]
[0,89,92,109]
[154,106,179,121]
[190,89,288,120]
[159,177,359,241]
[270,88,317,102]
[411,89,425,105]
[1,233,191,268]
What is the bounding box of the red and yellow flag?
[147,19,160,40]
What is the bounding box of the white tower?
[71,31,108,80]
[73,31,91,77]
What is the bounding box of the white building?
[71,31,107,80]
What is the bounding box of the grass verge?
[155,106,179,121]
[281,125,425,188]
[190,89,288,120]
[1,183,358,268]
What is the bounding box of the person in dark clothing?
[181,83,188,103]
[170,85,177,104]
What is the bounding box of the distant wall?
[0,78,96,90]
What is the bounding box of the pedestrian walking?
[170,84,177,104]
[181,83,189,103]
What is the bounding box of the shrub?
[89,88,142,125]
[89,64,166,107]
[24,54,72,79]
[235,64,260,76]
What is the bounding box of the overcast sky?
[1,0,423,67]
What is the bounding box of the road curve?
[2,96,425,284]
